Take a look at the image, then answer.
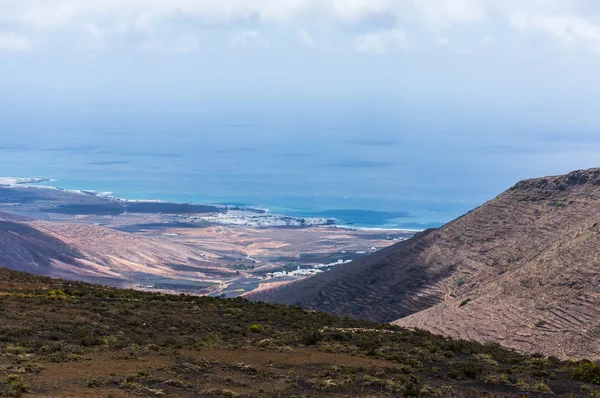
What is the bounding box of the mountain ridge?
[249,168,600,359]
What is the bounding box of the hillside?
[0,267,599,397]
[249,168,600,360]
[0,214,234,289]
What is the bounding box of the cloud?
[511,12,600,52]
[326,0,394,23]
[138,34,201,53]
[481,34,495,46]
[0,0,489,30]
[229,30,271,48]
[437,37,452,47]
[2,0,600,53]
[355,28,408,54]
[0,32,33,52]
[413,0,486,26]
[84,22,103,39]
[298,29,315,47]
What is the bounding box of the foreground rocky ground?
[0,268,599,397]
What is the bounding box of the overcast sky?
[1,0,600,111]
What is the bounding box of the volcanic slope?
[249,168,600,359]
[0,213,234,287]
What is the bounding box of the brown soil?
[1,267,593,397]
[27,349,401,397]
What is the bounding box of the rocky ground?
[0,268,599,397]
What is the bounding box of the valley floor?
[0,185,413,297]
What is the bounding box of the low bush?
[571,360,600,385]
[2,374,31,396]
[247,324,264,333]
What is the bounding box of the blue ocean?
[1,100,599,229]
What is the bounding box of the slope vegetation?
[0,267,598,397]
[250,168,600,359]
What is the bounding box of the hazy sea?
[2,101,599,229]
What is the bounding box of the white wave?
[0,177,50,186]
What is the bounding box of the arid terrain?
[250,168,600,360]
[4,169,600,385]
[0,184,411,297]
[1,267,599,397]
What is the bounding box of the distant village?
[180,209,336,228]
[266,259,354,279]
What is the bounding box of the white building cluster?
[182,210,335,227]
[314,259,353,269]
[266,266,325,279]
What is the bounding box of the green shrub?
[459,299,471,307]
[206,389,241,398]
[581,385,600,397]
[87,378,102,388]
[362,375,385,387]
[532,381,553,394]
[247,324,264,333]
[458,361,484,379]
[202,333,222,348]
[572,360,600,385]
[3,344,29,355]
[3,374,31,396]
[447,370,465,380]
[302,330,322,346]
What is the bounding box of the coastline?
[0,175,417,298]
[0,176,422,232]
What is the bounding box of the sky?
[1,0,600,108]
[1,1,600,226]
